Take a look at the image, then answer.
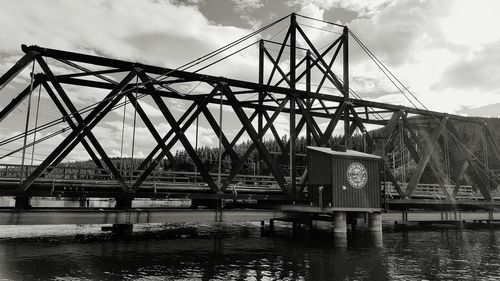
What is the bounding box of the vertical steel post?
[119,89,127,172]
[20,61,36,180]
[217,92,223,188]
[290,14,297,199]
[306,50,312,147]
[130,76,139,183]
[258,40,264,176]
[482,124,490,191]
[30,85,42,166]
[195,114,199,183]
[343,26,350,148]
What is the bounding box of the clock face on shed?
[346,162,367,189]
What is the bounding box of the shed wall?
[331,158,380,209]
[307,147,381,209]
[308,149,332,185]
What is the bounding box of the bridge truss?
[0,14,499,207]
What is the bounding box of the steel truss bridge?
[1,13,499,212]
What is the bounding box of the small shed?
[307,146,381,210]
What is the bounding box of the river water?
[0,222,499,281]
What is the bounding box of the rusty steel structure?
[1,13,499,209]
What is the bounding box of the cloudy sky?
[1,0,500,164]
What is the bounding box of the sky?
[1,0,500,164]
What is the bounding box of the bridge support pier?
[368,212,382,232]
[110,197,134,237]
[333,211,347,233]
[115,197,133,209]
[111,223,133,236]
[14,196,31,209]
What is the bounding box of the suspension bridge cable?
[119,86,127,170]
[295,13,346,28]
[3,15,291,149]
[350,31,492,168]
[264,33,384,121]
[0,129,67,161]
[348,29,500,187]
[5,14,290,147]
[0,92,148,147]
[20,61,36,178]
[152,14,290,84]
[4,15,360,168]
[298,22,343,35]
[195,20,290,74]
[0,94,153,162]
[130,76,139,181]
[348,30,419,109]
[30,81,42,166]
[0,16,294,168]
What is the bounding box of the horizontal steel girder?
[20,44,481,124]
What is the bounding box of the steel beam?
[263,111,286,153]
[221,111,258,161]
[0,78,42,124]
[221,84,289,193]
[126,93,178,168]
[18,45,485,123]
[17,70,138,192]
[37,58,128,190]
[266,26,290,86]
[0,50,39,91]
[289,13,297,199]
[295,98,322,144]
[130,89,217,192]
[55,76,389,125]
[139,75,220,193]
[401,126,451,200]
[406,117,449,198]
[41,81,104,170]
[447,122,493,201]
[320,103,346,145]
[135,102,197,171]
[200,104,240,164]
[263,48,291,87]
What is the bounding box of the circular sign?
[346,162,367,189]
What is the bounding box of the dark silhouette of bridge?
[1,13,499,217]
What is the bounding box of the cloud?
[288,0,389,15]
[439,0,500,46]
[348,1,453,67]
[0,0,252,69]
[433,40,500,92]
[231,0,264,13]
[4,0,500,169]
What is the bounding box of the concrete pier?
[368,212,382,232]
[14,196,31,209]
[333,211,347,233]
[112,197,134,237]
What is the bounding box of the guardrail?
[0,164,285,190]
[0,164,484,199]
[384,182,481,200]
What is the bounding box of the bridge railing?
[384,182,480,200]
[0,164,284,190]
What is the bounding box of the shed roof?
[307,146,381,160]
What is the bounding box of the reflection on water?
[0,223,499,280]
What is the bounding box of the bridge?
[1,14,500,232]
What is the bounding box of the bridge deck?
[1,207,500,225]
[0,164,496,209]
[0,164,287,199]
